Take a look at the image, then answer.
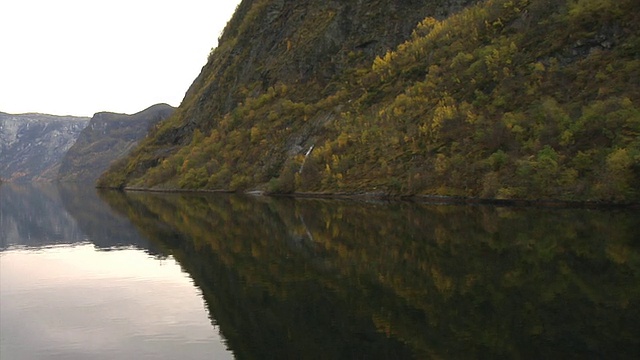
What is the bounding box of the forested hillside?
[99,0,640,203]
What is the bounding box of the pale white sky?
[0,0,242,117]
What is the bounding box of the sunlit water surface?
[0,244,233,360]
[0,183,233,360]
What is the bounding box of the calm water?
[1,183,639,359]
[0,184,233,360]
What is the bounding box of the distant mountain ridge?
[1,104,174,183]
[0,112,90,182]
[58,103,175,182]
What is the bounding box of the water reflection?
[58,184,162,252]
[0,183,157,252]
[1,183,84,249]
[101,191,640,359]
[0,184,233,360]
[1,244,232,360]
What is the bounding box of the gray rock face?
[58,103,175,183]
[0,112,90,182]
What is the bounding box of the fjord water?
[0,184,233,360]
[1,184,639,358]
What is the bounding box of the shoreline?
[111,186,640,209]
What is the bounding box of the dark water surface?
[1,183,639,359]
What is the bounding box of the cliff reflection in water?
[101,191,640,359]
[1,183,156,253]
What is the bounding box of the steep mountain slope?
[0,112,89,182]
[58,104,174,182]
[99,0,476,189]
[100,0,640,203]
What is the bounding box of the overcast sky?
[0,0,242,117]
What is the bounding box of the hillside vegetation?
[99,0,640,203]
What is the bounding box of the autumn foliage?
[99,0,640,203]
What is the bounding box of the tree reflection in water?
[101,191,640,359]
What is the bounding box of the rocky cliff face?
[99,0,639,203]
[182,0,476,135]
[100,0,476,188]
[58,103,175,182]
[0,112,89,182]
